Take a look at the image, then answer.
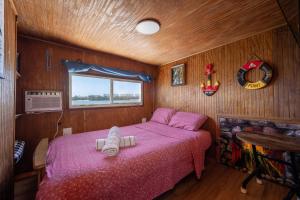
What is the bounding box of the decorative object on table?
[237,59,272,90]
[171,64,185,86]
[200,64,220,96]
[0,0,4,79]
[219,116,300,187]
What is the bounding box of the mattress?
[36,121,211,200]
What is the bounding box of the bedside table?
[33,138,49,185]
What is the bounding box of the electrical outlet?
[142,118,147,123]
[63,128,72,136]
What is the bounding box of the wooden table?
[236,132,300,200]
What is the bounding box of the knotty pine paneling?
[15,36,157,172]
[0,0,17,199]
[156,26,300,143]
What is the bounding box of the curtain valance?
[62,60,152,82]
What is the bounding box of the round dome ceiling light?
[136,19,160,35]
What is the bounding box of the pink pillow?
[150,108,176,124]
[168,112,208,131]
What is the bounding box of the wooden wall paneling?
[293,33,300,119]
[13,0,285,65]
[15,36,158,173]
[0,0,17,198]
[155,26,300,147]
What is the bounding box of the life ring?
[237,60,272,90]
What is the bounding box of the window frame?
[69,73,144,109]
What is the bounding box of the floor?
[14,171,38,200]
[157,160,294,200]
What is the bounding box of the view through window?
[70,74,143,108]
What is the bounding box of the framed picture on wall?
[171,64,185,86]
[0,0,4,79]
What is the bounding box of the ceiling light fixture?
[136,19,160,35]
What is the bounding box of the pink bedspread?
[36,122,211,200]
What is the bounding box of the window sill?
[69,103,143,110]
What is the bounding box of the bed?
[36,121,211,200]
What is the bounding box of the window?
[69,74,143,108]
[113,80,142,104]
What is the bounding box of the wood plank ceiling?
[14,0,285,65]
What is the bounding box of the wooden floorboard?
[156,161,293,200]
[16,160,293,200]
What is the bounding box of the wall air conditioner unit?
[25,91,62,113]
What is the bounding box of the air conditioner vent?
[25,90,62,113]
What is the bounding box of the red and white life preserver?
[237,60,272,90]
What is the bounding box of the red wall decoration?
[200,64,220,96]
[237,60,273,90]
